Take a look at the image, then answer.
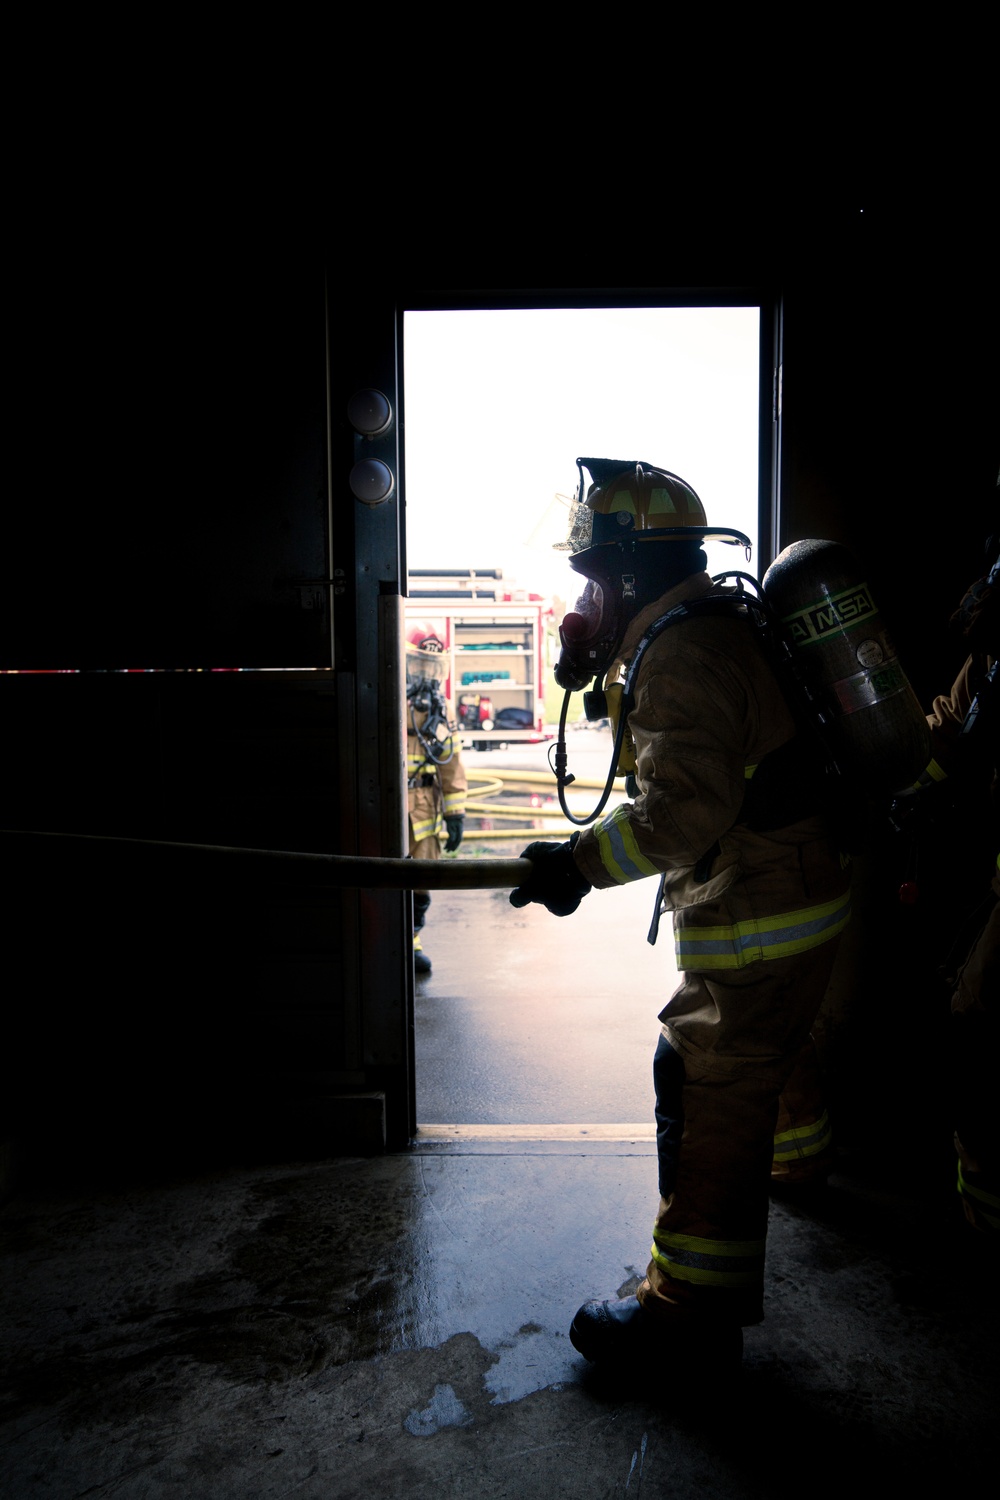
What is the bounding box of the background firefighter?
[894,524,999,1233]
[406,625,468,977]
[510,458,857,1372]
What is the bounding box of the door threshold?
[414,1123,655,1143]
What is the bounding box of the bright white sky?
[402,306,761,603]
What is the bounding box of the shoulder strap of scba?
[611,583,845,835]
[615,586,861,947]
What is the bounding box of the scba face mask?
[406,657,442,707]
[405,628,446,705]
[555,576,631,692]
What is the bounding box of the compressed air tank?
[762,539,931,793]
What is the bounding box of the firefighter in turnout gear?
[406,625,468,977]
[510,459,854,1369]
[897,530,999,1233]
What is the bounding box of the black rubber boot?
[413,892,432,976]
[569,1295,743,1373]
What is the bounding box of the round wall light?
[347,388,393,437]
[349,459,395,506]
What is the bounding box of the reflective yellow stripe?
[442,791,465,815]
[408,733,461,776]
[772,1109,832,1162]
[410,815,439,842]
[650,1228,765,1288]
[408,753,437,776]
[594,804,661,884]
[903,756,949,793]
[675,892,851,970]
[957,1161,1000,1230]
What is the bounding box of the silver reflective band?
[674,893,851,970]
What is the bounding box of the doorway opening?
[402,302,766,1133]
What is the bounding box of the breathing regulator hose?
[408,681,455,768]
[549,685,630,827]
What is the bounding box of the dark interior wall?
[3,256,384,1185]
[4,251,417,1187]
[774,215,997,1157]
[5,254,332,672]
[778,221,998,704]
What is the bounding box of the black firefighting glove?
[509,835,591,917]
[444,815,465,853]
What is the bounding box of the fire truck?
[405,571,553,750]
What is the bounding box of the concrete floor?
[2,1144,997,1498]
[2,737,997,1496]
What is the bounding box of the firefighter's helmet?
[552,458,753,692]
[559,457,751,560]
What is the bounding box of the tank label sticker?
[781,583,878,645]
[855,638,885,668]
[831,661,909,715]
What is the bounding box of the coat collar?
[613,571,716,668]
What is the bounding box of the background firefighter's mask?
[406,630,446,711]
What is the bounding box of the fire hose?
[2,829,533,890]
